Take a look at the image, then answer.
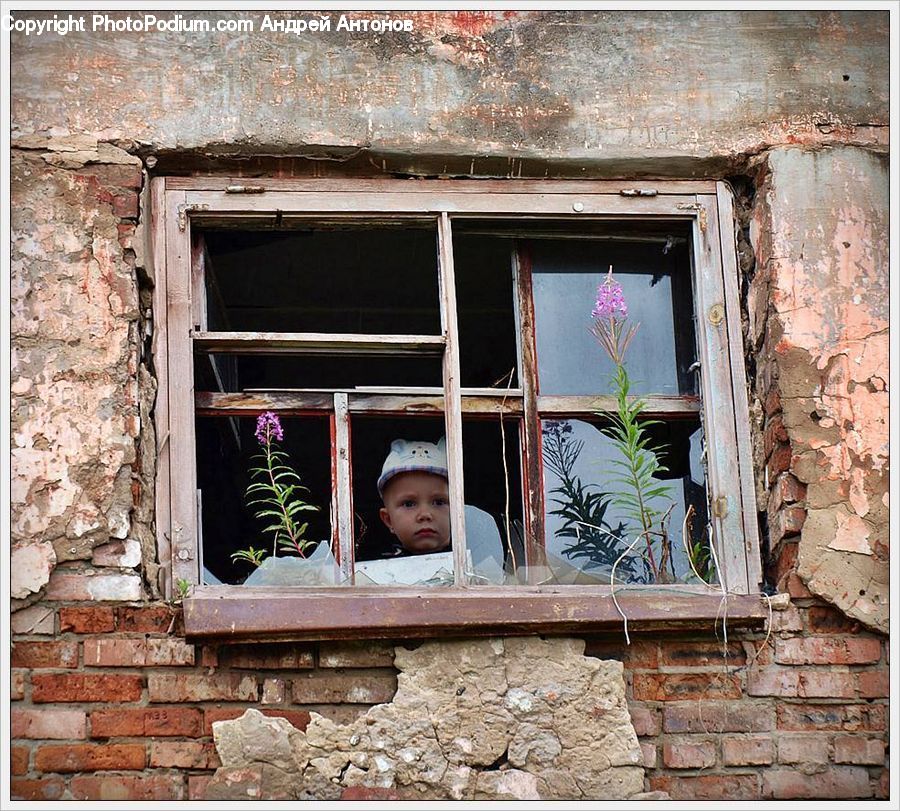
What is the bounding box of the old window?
[151,179,765,639]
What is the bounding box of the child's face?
[379,471,451,555]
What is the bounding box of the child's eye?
[401,500,416,508]
[433,498,448,507]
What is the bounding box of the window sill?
[182,585,768,642]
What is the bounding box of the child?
[377,438,451,556]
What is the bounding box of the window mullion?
[332,393,355,584]
[692,195,750,593]
[437,213,468,586]
[166,190,200,586]
[512,242,546,581]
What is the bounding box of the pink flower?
[592,275,628,321]
[255,411,283,445]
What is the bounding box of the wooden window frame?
[150,177,766,640]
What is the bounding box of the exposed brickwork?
[90,707,203,738]
[11,641,79,669]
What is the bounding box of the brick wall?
[10,599,887,801]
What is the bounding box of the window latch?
[619,188,658,197]
[225,185,267,194]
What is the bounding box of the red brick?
[632,673,742,702]
[59,606,115,634]
[763,766,872,799]
[640,742,656,768]
[116,605,178,633]
[77,163,143,190]
[318,640,395,668]
[70,774,185,801]
[11,640,79,669]
[763,414,788,456]
[45,570,142,601]
[649,774,760,801]
[32,673,143,703]
[769,541,798,588]
[833,735,885,765]
[628,704,660,736]
[291,670,397,704]
[786,572,813,599]
[777,702,885,732]
[221,642,314,670]
[797,670,856,698]
[11,746,30,775]
[806,605,860,634]
[663,701,774,733]
[35,743,145,773]
[857,668,889,698]
[203,707,311,736]
[12,709,87,740]
[12,669,26,700]
[112,191,139,218]
[261,678,286,704]
[149,741,221,769]
[763,385,781,417]
[775,637,882,665]
[84,637,145,666]
[199,646,219,667]
[148,672,257,702]
[770,473,806,511]
[767,442,793,479]
[770,604,804,633]
[722,736,774,765]
[145,637,195,665]
[778,734,830,764]
[657,639,746,668]
[662,739,716,769]
[770,506,807,545]
[583,637,659,669]
[90,706,202,738]
[188,774,213,801]
[10,777,66,801]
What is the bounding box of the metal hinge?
[712,495,729,518]
[620,188,658,197]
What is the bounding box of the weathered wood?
[192,331,445,356]
[189,233,207,332]
[182,587,768,641]
[333,393,354,584]
[184,190,700,218]
[195,390,524,416]
[168,177,718,195]
[693,195,749,593]
[438,213,468,586]
[150,177,172,598]
[165,189,199,585]
[536,394,700,417]
[513,243,545,579]
[716,182,762,591]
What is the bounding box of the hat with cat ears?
[377,437,448,497]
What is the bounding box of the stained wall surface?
[9,9,890,802]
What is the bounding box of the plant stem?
[263,434,299,558]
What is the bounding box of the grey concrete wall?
[11,10,888,172]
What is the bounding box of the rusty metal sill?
[182,586,768,643]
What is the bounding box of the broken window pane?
[201,225,441,335]
[195,415,332,585]
[530,237,697,396]
[541,417,710,585]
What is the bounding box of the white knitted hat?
[377,438,448,496]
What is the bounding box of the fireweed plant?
[230,412,320,568]
[590,267,677,584]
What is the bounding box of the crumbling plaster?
[10,141,157,603]
[206,637,646,801]
[10,10,887,171]
[748,147,888,632]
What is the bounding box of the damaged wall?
[9,9,890,803]
[748,147,889,632]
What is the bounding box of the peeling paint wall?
[9,9,890,803]
[749,148,888,632]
